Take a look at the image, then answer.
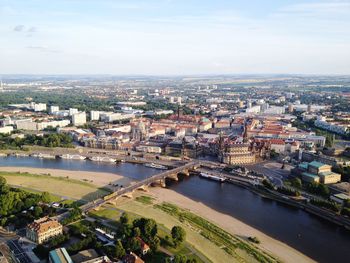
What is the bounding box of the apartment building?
[26,217,63,244]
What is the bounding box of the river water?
[1,156,350,263]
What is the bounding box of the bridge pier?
[167,173,179,181]
[122,192,133,198]
[179,169,190,176]
[151,178,166,188]
[137,185,149,192]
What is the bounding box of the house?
[136,237,150,255]
[122,252,144,263]
[26,217,63,244]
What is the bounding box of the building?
[50,106,60,114]
[264,106,285,115]
[0,126,13,134]
[90,111,100,121]
[72,112,87,126]
[135,145,162,154]
[314,116,349,135]
[245,105,260,113]
[270,139,299,154]
[136,237,150,255]
[331,193,350,205]
[122,252,144,263]
[69,108,79,116]
[214,119,230,129]
[16,119,70,131]
[49,248,72,263]
[221,143,256,165]
[26,217,63,244]
[131,122,148,141]
[288,103,294,113]
[31,102,47,112]
[298,161,341,184]
[300,151,338,166]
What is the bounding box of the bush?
[310,199,340,213]
[248,236,260,244]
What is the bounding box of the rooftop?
[309,161,328,168]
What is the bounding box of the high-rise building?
[307,104,312,113]
[90,111,100,121]
[72,112,87,126]
[247,100,252,108]
[69,108,79,116]
[288,103,294,113]
[50,106,59,114]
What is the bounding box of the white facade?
[245,105,261,113]
[314,118,349,135]
[49,106,59,114]
[90,110,100,121]
[69,108,79,116]
[32,103,47,112]
[264,106,285,115]
[100,112,134,122]
[0,126,13,134]
[16,119,70,131]
[72,112,87,126]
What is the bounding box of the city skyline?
[1,0,350,75]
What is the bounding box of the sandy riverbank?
[150,187,315,263]
[0,166,133,188]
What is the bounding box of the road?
[243,161,291,187]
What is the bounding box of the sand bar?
[150,187,315,263]
[0,166,133,188]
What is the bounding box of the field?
[0,171,110,202]
[90,193,278,263]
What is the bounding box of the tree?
[0,176,9,193]
[318,184,330,197]
[171,226,186,247]
[291,178,302,189]
[126,237,141,252]
[115,240,126,259]
[120,212,129,225]
[133,227,141,238]
[149,236,160,251]
[41,192,51,203]
[133,218,157,241]
[34,206,43,218]
[173,254,187,263]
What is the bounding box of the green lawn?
[0,171,110,202]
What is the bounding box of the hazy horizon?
[1,0,350,75]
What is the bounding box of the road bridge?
[79,161,200,213]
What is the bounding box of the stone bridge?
[81,161,200,212]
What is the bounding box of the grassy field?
[89,194,279,263]
[95,194,278,263]
[0,171,110,202]
[154,202,279,263]
[90,201,208,263]
[100,194,280,263]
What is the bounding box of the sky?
[0,0,350,75]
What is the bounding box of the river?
[1,156,350,263]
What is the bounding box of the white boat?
[60,154,86,160]
[200,173,226,182]
[90,156,116,163]
[144,163,168,170]
[15,153,29,157]
[38,153,56,159]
